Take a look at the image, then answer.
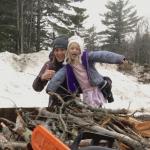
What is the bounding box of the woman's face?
[68,42,81,62]
[53,48,66,62]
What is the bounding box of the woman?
[46,35,127,108]
[32,36,73,106]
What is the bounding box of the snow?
[0,51,49,108]
[0,51,150,112]
[97,64,150,112]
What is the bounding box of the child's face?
[68,42,81,61]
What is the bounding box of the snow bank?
[0,51,150,112]
[0,51,49,107]
[95,64,150,112]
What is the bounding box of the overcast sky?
[78,0,150,31]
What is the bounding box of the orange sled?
[31,125,70,150]
[31,125,116,150]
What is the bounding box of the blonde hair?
[63,35,84,65]
[64,42,84,65]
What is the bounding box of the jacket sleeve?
[32,61,49,92]
[46,66,66,93]
[88,50,125,64]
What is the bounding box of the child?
[46,35,127,108]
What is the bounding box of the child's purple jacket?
[46,50,125,93]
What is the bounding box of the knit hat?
[63,35,84,64]
[68,35,84,52]
[53,36,68,51]
[49,36,68,62]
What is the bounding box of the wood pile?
[0,95,150,150]
[137,64,150,83]
[117,62,150,84]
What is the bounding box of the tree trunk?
[36,0,41,51]
[28,0,33,52]
[16,0,20,54]
[20,0,24,53]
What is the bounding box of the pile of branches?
[137,64,150,83]
[0,94,150,150]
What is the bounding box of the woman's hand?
[41,69,55,81]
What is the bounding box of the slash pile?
[0,95,150,150]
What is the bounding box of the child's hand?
[118,58,132,72]
[122,58,128,64]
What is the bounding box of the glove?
[101,77,114,103]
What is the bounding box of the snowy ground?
[0,51,49,108]
[0,50,150,112]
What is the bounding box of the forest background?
[0,0,150,65]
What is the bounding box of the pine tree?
[0,0,16,52]
[133,24,150,65]
[0,0,87,53]
[100,0,140,53]
[84,26,101,51]
[45,0,87,36]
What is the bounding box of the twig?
[48,92,68,140]
[0,141,27,150]
[0,118,15,126]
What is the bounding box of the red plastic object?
[31,125,70,150]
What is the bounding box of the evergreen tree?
[133,23,150,65]
[84,26,101,50]
[100,0,140,53]
[0,0,16,52]
[0,0,87,54]
[45,0,87,36]
[133,27,142,63]
[70,6,88,33]
[127,19,150,65]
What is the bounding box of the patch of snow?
[0,51,49,108]
[95,64,150,112]
[0,51,150,112]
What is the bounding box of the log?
[0,141,27,150]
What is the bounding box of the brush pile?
[0,95,150,150]
[137,64,150,83]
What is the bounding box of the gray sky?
[78,0,150,31]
